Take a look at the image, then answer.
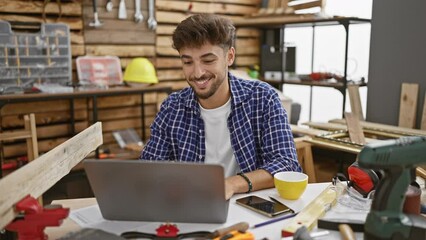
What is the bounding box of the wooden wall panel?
[155,0,261,90]
[0,0,261,161]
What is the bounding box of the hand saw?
[282,184,337,237]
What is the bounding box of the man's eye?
[182,61,192,65]
[204,59,215,64]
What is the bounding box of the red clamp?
[156,223,179,237]
[6,195,69,240]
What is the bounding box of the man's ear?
[227,47,235,66]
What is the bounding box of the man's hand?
[224,170,274,200]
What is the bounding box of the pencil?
[252,212,298,229]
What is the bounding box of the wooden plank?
[156,11,240,24]
[236,28,261,38]
[0,122,103,230]
[83,17,151,31]
[290,124,329,137]
[234,55,259,66]
[398,83,419,128]
[0,14,83,30]
[156,36,173,47]
[422,95,426,130]
[236,45,260,55]
[157,46,179,56]
[347,85,364,120]
[303,121,347,131]
[0,1,82,16]
[289,0,324,11]
[36,122,89,139]
[157,80,188,91]
[156,57,182,68]
[344,112,365,144]
[1,100,86,116]
[70,32,85,45]
[95,105,157,121]
[329,119,426,136]
[2,110,87,128]
[155,26,260,38]
[85,45,155,57]
[233,14,316,27]
[84,30,155,44]
[156,0,258,15]
[162,0,261,5]
[86,94,157,109]
[156,25,177,35]
[71,44,85,56]
[0,130,31,141]
[236,38,260,48]
[157,69,185,81]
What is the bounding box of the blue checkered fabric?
[140,72,301,175]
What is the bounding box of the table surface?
[45,182,366,240]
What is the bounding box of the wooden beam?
[422,95,426,130]
[291,124,329,137]
[156,0,257,15]
[347,85,364,120]
[234,55,259,66]
[0,1,82,16]
[0,122,103,229]
[71,44,85,56]
[398,83,419,128]
[0,14,83,30]
[84,30,155,44]
[156,57,182,68]
[157,69,185,81]
[344,112,365,144]
[329,118,426,136]
[85,45,155,57]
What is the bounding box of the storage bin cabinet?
[0,21,71,93]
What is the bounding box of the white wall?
[282,0,373,124]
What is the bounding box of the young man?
[140,14,301,199]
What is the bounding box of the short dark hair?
[172,14,236,52]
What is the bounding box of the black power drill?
[358,136,426,240]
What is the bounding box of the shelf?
[233,15,370,28]
[240,15,371,119]
[264,79,367,89]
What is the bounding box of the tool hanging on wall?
[118,0,128,19]
[89,0,103,27]
[134,0,143,23]
[106,0,113,12]
[147,0,157,30]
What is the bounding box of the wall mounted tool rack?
[0,21,71,93]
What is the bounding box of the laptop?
[83,159,229,223]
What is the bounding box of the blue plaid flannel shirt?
[140,73,301,175]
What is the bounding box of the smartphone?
[235,195,294,217]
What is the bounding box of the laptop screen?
[84,159,229,223]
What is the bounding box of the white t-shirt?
[200,98,240,177]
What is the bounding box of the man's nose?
[193,63,205,78]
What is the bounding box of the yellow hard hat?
[123,58,158,84]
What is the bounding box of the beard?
[189,73,224,100]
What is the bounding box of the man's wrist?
[237,172,253,193]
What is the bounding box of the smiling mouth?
[193,77,211,89]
